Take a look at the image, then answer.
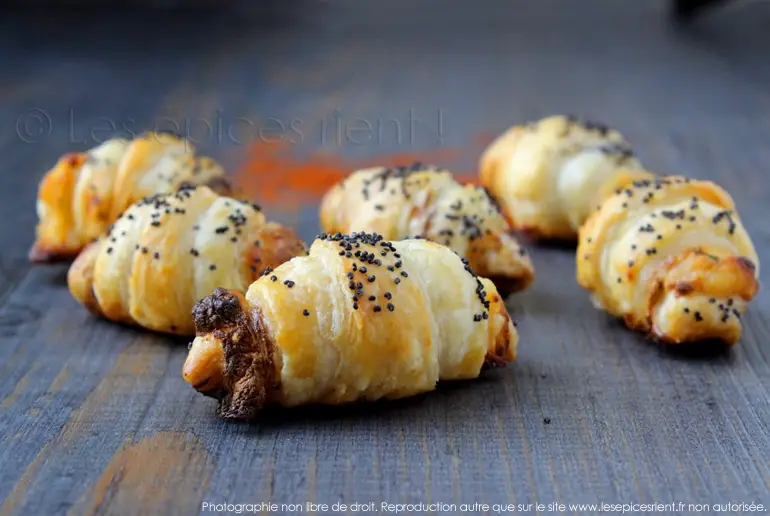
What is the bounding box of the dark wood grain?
[1,1,770,515]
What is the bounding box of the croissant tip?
[28,243,78,264]
[191,288,244,334]
[735,256,756,275]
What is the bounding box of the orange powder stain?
[232,136,495,210]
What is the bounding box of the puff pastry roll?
[577,176,759,345]
[480,115,654,240]
[320,163,534,294]
[183,232,518,420]
[31,131,233,263]
[67,185,306,336]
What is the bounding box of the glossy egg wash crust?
[183,232,518,421]
[577,176,759,345]
[480,114,654,241]
[320,162,534,295]
[31,131,235,263]
[67,184,307,336]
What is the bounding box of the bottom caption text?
[201,501,766,514]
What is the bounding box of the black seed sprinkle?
[347,272,354,280]
[387,303,395,312]
[694,311,703,322]
[360,266,367,273]
[141,247,148,254]
[482,312,488,320]
[106,247,113,254]
[215,226,229,234]
[270,275,277,282]
[303,309,310,316]
[353,303,359,310]
[374,306,382,313]
[401,271,408,278]
[684,308,690,313]
[209,264,216,271]
[369,296,376,301]
[284,280,295,288]
[394,278,401,284]
[473,314,482,322]
[190,249,199,256]
[154,252,160,259]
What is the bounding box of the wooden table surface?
[1,2,770,515]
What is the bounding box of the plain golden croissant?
[577,176,759,345]
[183,232,518,421]
[480,114,655,240]
[319,163,535,294]
[67,185,307,336]
[31,131,233,263]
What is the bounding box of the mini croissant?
[577,176,759,345]
[31,132,233,263]
[480,115,654,240]
[320,163,535,294]
[183,232,518,421]
[67,185,306,336]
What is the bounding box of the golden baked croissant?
[31,131,233,263]
[319,163,535,294]
[480,115,654,240]
[577,176,760,345]
[67,185,307,336]
[183,232,518,421]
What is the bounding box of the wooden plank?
[1,2,769,514]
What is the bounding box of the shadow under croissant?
[205,372,511,428]
[603,316,736,363]
[32,263,71,287]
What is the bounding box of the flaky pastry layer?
[184,233,518,420]
[320,163,534,294]
[577,176,759,345]
[480,115,653,240]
